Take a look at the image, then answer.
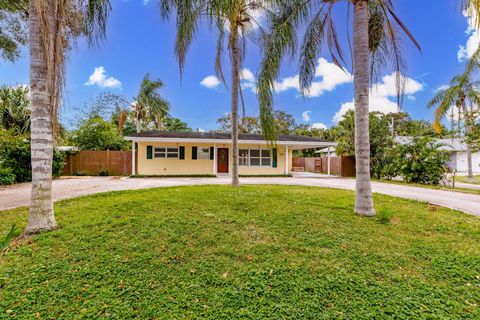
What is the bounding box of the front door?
[217,148,229,174]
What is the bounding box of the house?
[394,136,480,174]
[125,131,335,176]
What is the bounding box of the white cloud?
[143,0,150,4]
[310,122,327,130]
[200,75,221,88]
[240,68,256,90]
[197,128,205,132]
[332,72,424,123]
[302,110,311,121]
[273,58,352,97]
[84,66,122,89]
[435,84,449,92]
[458,9,480,62]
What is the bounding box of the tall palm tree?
[131,74,170,133]
[0,85,30,133]
[427,73,480,178]
[26,0,111,234]
[257,0,420,216]
[160,0,263,187]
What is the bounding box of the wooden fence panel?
[62,150,132,176]
[292,156,355,177]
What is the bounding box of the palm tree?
[26,0,111,234]
[0,85,30,133]
[131,74,170,133]
[427,73,480,178]
[257,0,420,216]
[160,0,263,187]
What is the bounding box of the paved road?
[1,173,479,216]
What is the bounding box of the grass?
[456,175,480,185]
[374,178,480,195]
[1,185,479,319]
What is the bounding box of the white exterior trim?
[213,143,217,175]
[285,145,289,175]
[125,136,334,148]
[131,141,136,175]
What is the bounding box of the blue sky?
[0,0,477,131]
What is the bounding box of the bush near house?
[0,130,65,184]
[391,136,450,185]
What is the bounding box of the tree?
[427,73,480,178]
[216,111,296,134]
[26,0,111,234]
[161,0,264,187]
[132,74,170,133]
[334,111,394,179]
[163,116,192,132]
[0,85,30,133]
[72,116,127,151]
[257,0,420,216]
[0,0,27,63]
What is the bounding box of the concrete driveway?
[1,173,479,217]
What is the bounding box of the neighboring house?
[395,136,480,174]
[125,131,334,176]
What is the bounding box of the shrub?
[0,130,65,183]
[393,136,449,185]
[98,169,109,176]
[0,167,16,185]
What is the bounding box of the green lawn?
[457,175,480,185]
[1,185,479,319]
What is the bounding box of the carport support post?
[327,146,331,176]
[131,141,136,176]
[213,144,217,176]
[285,145,289,175]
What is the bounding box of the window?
[238,149,272,167]
[154,147,178,159]
[239,149,249,166]
[198,147,210,159]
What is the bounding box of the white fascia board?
[124,136,335,147]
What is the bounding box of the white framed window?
[239,149,272,167]
[239,149,249,166]
[198,147,210,159]
[154,147,179,159]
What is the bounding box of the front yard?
[1,185,479,318]
[457,175,480,185]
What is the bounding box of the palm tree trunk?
[230,30,240,187]
[135,111,142,133]
[353,0,375,216]
[25,0,57,233]
[461,100,474,178]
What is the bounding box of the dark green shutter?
[210,147,214,160]
[179,146,185,159]
[192,146,197,160]
[272,148,277,168]
[146,146,153,159]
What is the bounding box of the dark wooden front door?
[217,148,229,173]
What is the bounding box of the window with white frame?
[239,149,249,166]
[198,147,210,159]
[239,149,272,166]
[154,147,179,158]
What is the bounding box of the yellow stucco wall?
[136,141,291,175]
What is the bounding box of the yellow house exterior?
[125,132,333,176]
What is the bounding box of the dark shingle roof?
[126,131,329,142]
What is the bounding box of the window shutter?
[272,148,277,168]
[179,146,185,159]
[147,146,153,159]
[192,146,197,160]
[210,147,214,160]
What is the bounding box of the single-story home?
[125,131,335,176]
[395,136,480,174]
